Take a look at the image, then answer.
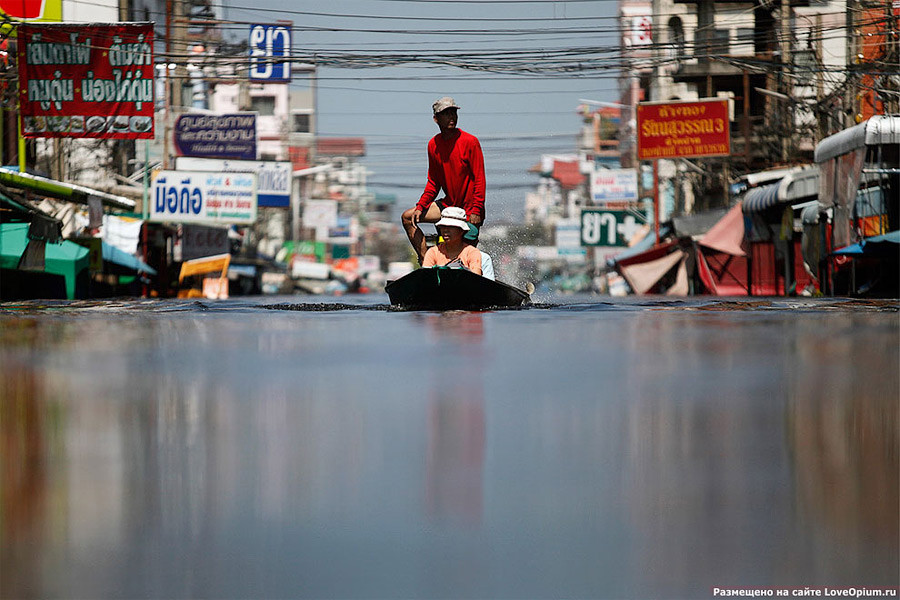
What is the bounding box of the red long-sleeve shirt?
[416,129,486,221]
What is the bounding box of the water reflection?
[0,305,896,598]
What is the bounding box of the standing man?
[401,96,486,263]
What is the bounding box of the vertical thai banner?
[636,99,731,160]
[249,24,292,83]
[17,23,155,139]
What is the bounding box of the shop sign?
[556,219,583,254]
[150,171,257,225]
[180,224,230,261]
[249,24,291,82]
[174,113,257,161]
[581,209,647,247]
[637,99,730,160]
[176,157,291,207]
[591,168,638,203]
[17,23,154,139]
[328,215,358,244]
[303,199,338,228]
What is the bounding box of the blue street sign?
[249,24,292,82]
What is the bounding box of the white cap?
[434,206,469,230]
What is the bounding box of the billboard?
[636,99,730,160]
[249,24,291,82]
[17,23,154,139]
[581,209,647,247]
[174,113,257,161]
[176,157,291,208]
[591,168,638,204]
[150,171,257,225]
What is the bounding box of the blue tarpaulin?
[103,241,157,275]
[832,230,900,256]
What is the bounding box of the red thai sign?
[636,99,730,160]
[17,23,154,139]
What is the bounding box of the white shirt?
[480,251,495,280]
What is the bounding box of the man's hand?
[468,214,483,226]
[412,209,423,226]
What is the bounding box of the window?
[667,17,685,58]
[736,28,754,44]
[712,29,730,54]
[293,113,311,133]
[250,96,275,116]
[733,28,755,56]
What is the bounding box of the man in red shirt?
[401,96,486,263]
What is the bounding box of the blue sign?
[176,158,291,208]
[174,113,257,161]
[249,24,292,82]
[150,171,258,225]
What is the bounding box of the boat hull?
[385,267,530,310]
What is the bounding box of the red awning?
[699,203,746,256]
[552,161,585,190]
[620,248,684,294]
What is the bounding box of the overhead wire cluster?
[3,0,897,192]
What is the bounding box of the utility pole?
[886,0,899,113]
[815,13,826,140]
[845,0,856,128]
[780,0,791,163]
[163,0,172,169]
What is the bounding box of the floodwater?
[1,294,897,599]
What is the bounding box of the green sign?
[581,209,647,247]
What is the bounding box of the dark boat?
[385,267,531,310]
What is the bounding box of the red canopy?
[699,203,746,256]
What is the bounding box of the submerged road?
[1,294,897,599]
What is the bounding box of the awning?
[619,248,684,295]
[740,165,820,214]
[832,230,900,256]
[672,208,727,239]
[0,167,135,211]
[607,224,673,267]
[801,202,825,226]
[741,182,780,213]
[102,241,157,275]
[699,203,746,256]
[741,167,796,187]
[778,165,819,202]
[0,222,89,299]
[815,115,900,163]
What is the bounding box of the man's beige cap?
[432,96,461,115]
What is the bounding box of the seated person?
[463,223,495,281]
[422,207,482,276]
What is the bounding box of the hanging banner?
[17,23,154,139]
[636,99,730,160]
[174,113,258,160]
[150,171,258,225]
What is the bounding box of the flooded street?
[1,295,897,599]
